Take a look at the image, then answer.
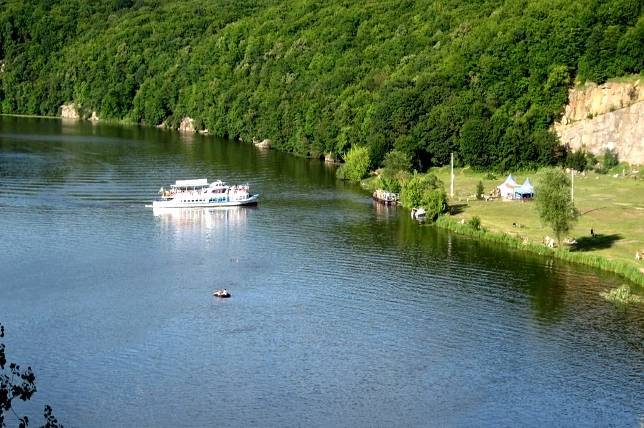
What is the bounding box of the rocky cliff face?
[554,79,643,165]
[178,117,195,133]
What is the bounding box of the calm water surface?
[0,117,642,427]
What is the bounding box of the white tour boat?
[150,178,259,208]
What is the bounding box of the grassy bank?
[435,215,644,287]
[365,166,644,287]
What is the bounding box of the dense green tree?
[382,149,411,172]
[0,0,641,171]
[459,117,493,168]
[566,150,589,172]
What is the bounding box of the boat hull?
[151,194,259,209]
[372,196,398,206]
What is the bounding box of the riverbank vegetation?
[600,284,643,305]
[399,174,448,221]
[0,0,642,171]
[364,165,644,285]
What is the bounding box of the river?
[0,116,642,427]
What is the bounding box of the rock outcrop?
[253,138,272,149]
[60,103,80,120]
[178,117,196,133]
[89,111,99,122]
[554,79,643,165]
[324,152,338,163]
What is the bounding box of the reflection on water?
[371,199,399,220]
[152,206,250,230]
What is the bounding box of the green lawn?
[430,166,644,276]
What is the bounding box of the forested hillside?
[0,0,642,170]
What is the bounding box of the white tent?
[514,178,534,199]
[497,174,518,199]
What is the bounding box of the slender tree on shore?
[536,168,579,247]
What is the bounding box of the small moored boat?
[372,189,399,205]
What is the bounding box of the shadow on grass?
[449,203,468,215]
[572,233,623,252]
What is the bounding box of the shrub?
[380,171,402,193]
[337,146,371,182]
[475,181,484,199]
[400,174,426,208]
[468,216,481,230]
[422,188,448,221]
[400,173,442,208]
[565,150,588,172]
[585,152,597,170]
[603,148,619,170]
[400,173,448,220]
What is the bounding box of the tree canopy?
[0,0,641,170]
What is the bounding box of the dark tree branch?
[0,324,63,428]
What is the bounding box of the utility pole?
[571,169,574,203]
[450,152,454,198]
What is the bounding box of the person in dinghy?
[213,288,231,298]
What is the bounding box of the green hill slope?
[1,0,642,170]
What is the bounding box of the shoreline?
[0,113,60,119]
[3,113,641,287]
[434,215,644,287]
[363,166,643,288]
[0,113,138,126]
[0,113,329,159]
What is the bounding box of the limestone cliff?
[554,79,643,165]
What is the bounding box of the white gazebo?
[497,174,518,199]
[514,178,534,199]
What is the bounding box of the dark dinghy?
[213,289,231,298]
